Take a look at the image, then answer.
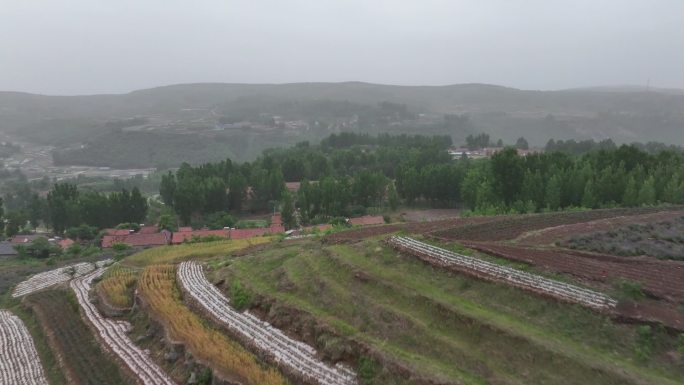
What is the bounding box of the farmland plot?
[71,269,176,385]
[13,259,112,298]
[387,236,617,311]
[0,309,49,385]
[25,290,129,385]
[177,261,357,385]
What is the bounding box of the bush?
[185,235,226,244]
[357,356,377,385]
[615,279,645,301]
[635,325,654,361]
[116,222,140,232]
[678,333,684,355]
[15,237,62,259]
[231,280,251,310]
[65,224,98,240]
[111,242,131,252]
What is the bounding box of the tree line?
[1,184,148,236]
[160,133,684,228]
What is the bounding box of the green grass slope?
[211,238,684,385]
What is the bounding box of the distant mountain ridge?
[1,82,684,166]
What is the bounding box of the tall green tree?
[638,176,657,206]
[581,179,597,208]
[280,192,296,230]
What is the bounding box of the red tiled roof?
[103,228,131,236]
[139,226,159,234]
[349,215,385,226]
[285,182,301,192]
[101,235,125,248]
[171,229,230,244]
[58,239,75,249]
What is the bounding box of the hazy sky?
[1,0,682,95]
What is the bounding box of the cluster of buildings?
[0,213,388,257]
[448,147,540,160]
[0,235,75,257]
[101,214,286,248]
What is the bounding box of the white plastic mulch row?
[71,269,176,385]
[177,261,357,385]
[388,236,617,310]
[12,259,113,298]
[0,309,49,385]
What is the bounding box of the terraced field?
[0,309,49,385]
[431,207,674,242]
[24,290,130,385]
[212,237,684,385]
[71,268,177,385]
[178,261,356,385]
[13,260,112,298]
[138,264,286,385]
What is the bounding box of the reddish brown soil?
[462,242,684,302]
[615,301,684,331]
[516,210,684,246]
[431,207,677,242]
[461,241,684,330]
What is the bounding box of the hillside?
[2,82,684,167]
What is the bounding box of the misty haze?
[1,2,683,385]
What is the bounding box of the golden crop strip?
[138,265,286,385]
[96,265,139,308]
[125,237,273,266]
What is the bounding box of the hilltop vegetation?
[3,82,684,166]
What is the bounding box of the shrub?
[357,356,377,385]
[635,325,654,361]
[111,242,131,252]
[15,237,62,259]
[678,333,684,355]
[65,224,98,240]
[231,280,251,310]
[615,279,645,301]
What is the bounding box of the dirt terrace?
[462,241,684,330]
[516,209,684,246]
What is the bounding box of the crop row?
[465,242,684,302]
[71,269,176,385]
[387,236,617,310]
[0,309,49,385]
[431,207,669,242]
[138,265,286,385]
[25,290,129,385]
[13,259,112,298]
[177,261,357,385]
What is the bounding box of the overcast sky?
[1,0,682,95]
